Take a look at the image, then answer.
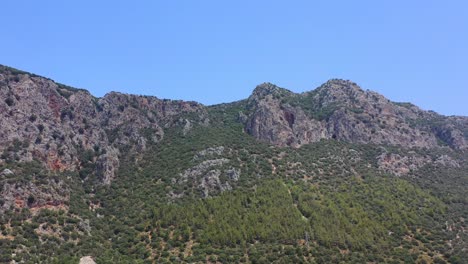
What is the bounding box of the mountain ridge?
[245,80,467,149]
[4,64,466,116]
[1,64,467,263]
[1,64,467,180]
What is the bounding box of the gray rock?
[0,65,208,185]
[79,256,96,264]
[0,168,13,176]
[0,177,69,214]
[226,168,241,181]
[244,80,467,149]
[194,146,225,159]
[1,64,467,192]
[435,155,460,168]
[175,155,241,198]
[182,119,192,135]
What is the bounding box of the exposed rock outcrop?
[1,64,467,191]
[377,152,432,176]
[175,147,241,198]
[0,65,208,184]
[0,169,13,176]
[244,80,468,149]
[79,256,96,264]
[376,150,461,176]
[1,176,69,214]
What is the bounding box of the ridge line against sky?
[1,1,467,115]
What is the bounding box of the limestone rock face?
[1,173,69,214]
[245,83,326,148]
[174,147,241,198]
[79,256,96,264]
[1,64,467,190]
[244,80,468,149]
[0,65,208,184]
[0,169,13,176]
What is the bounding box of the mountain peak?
[250,82,293,100]
[316,79,365,96]
[1,64,467,263]
[244,79,467,149]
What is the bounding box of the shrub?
[29,114,37,122]
[5,98,14,106]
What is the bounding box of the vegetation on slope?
[0,100,466,263]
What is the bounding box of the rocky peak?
[1,63,467,188]
[249,82,293,101]
[318,79,363,93]
[244,80,468,149]
[310,79,391,110]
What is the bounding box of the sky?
[1,1,467,116]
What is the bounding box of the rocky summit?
[0,64,467,263]
[245,80,467,149]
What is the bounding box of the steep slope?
[0,65,207,179]
[0,65,208,214]
[244,80,468,149]
[0,65,467,263]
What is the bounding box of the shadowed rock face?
[244,80,468,149]
[0,65,208,184]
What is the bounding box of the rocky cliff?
[0,65,208,185]
[2,65,467,187]
[244,80,468,149]
[1,64,467,263]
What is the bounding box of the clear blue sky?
[1,1,467,115]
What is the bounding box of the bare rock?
[0,65,208,184]
[435,155,460,168]
[377,152,431,176]
[0,169,13,176]
[194,146,225,160]
[244,80,467,149]
[200,169,232,197]
[175,148,241,198]
[79,256,96,264]
[226,168,241,181]
[1,176,69,214]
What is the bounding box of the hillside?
[0,65,467,263]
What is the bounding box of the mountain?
[0,64,467,263]
[0,65,208,183]
[245,81,467,149]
